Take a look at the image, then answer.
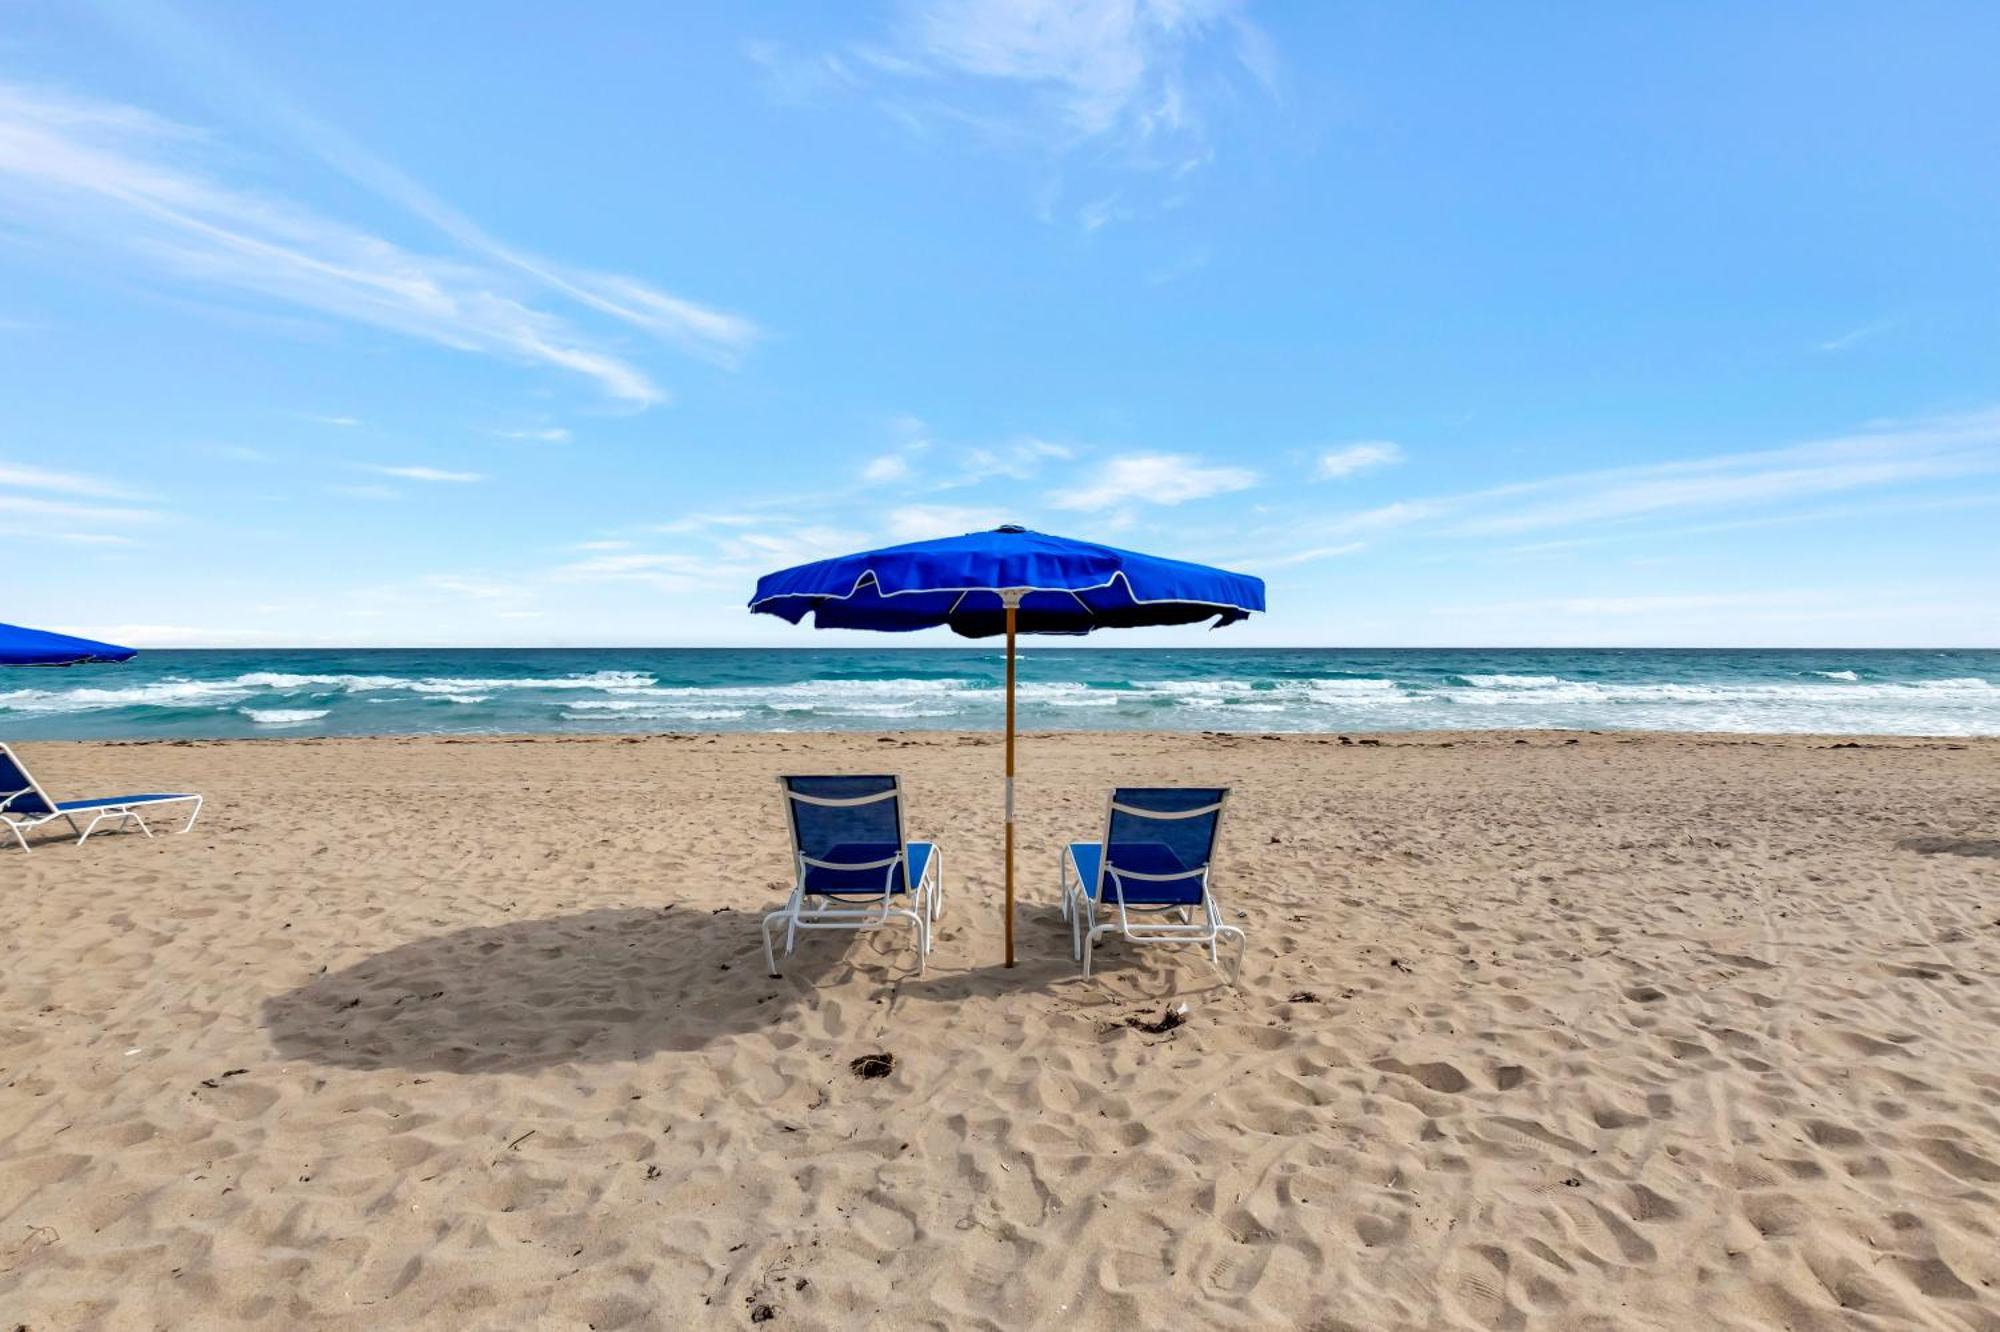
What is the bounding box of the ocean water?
[2,647,1996,740]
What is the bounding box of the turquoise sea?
[2,647,1997,740]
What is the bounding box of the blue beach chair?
[0,742,203,853]
[762,775,943,977]
[1061,787,1245,982]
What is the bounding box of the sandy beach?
[3,729,1998,1330]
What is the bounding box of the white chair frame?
[762,778,943,977]
[1,744,203,853]
[1060,790,1245,983]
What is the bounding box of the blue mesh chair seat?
[1060,787,1245,982]
[1,743,204,853]
[762,776,944,977]
[1064,843,1206,906]
[803,842,937,897]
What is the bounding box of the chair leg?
[1222,926,1248,986]
[762,909,787,977]
[4,820,29,854]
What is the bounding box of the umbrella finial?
[994,523,1026,533]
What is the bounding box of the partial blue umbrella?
[750,524,1265,966]
[0,621,136,668]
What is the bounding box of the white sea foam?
[6,658,1996,737]
[242,708,329,726]
[0,679,256,712]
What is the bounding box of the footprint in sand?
[1894,835,2000,858]
[1372,1058,1470,1093]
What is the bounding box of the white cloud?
[1315,440,1404,480]
[953,436,1073,485]
[56,623,295,647]
[1819,319,1896,353]
[203,444,266,462]
[1312,409,2000,543]
[493,426,573,444]
[420,574,518,602]
[1244,541,1363,570]
[553,524,869,591]
[885,503,1005,541]
[304,413,361,427]
[755,0,1276,213]
[650,511,768,534]
[0,81,758,405]
[1330,500,1445,533]
[57,532,139,546]
[363,464,484,483]
[0,494,157,523]
[1052,452,1257,510]
[862,452,915,483]
[896,0,1269,153]
[0,460,159,529]
[1438,593,1773,617]
[1453,417,2000,537]
[0,461,140,499]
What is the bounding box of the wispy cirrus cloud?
[0,461,143,500]
[752,0,1276,225]
[0,80,756,405]
[885,503,1007,541]
[362,464,484,484]
[1315,410,2000,542]
[1052,451,1257,510]
[1239,541,1363,571]
[884,0,1274,161]
[862,451,918,483]
[554,524,868,591]
[0,459,160,529]
[852,420,1066,492]
[1314,441,1404,481]
[1819,318,1898,354]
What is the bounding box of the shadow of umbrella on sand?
[263,906,863,1073]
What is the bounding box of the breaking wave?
[3,649,1995,739]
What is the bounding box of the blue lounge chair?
[762,775,943,977]
[0,742,203,853]
[1061,787,1245,982]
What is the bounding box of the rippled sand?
[3,731,1998,1329]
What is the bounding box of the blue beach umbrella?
[0,621,136,668]
[749,524,1265,966]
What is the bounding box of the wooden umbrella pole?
[1003,599,1018,968]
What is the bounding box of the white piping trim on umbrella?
[749,567,1260,617]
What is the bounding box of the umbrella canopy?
[750,524,1265,966]
[0,621,136,667]
[750,524,1262,636]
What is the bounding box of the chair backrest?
[779,775,910,891]
[0,744,57,818]
[1099,786,1229,894]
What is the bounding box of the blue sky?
[2,1,1996,648]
